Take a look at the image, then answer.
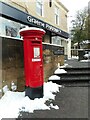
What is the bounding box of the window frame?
[0,17,26,39]
[36,0,44,17]
[55,5,59,25]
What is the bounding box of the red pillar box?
[19,27,45,99]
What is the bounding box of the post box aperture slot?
[32,41,41,44]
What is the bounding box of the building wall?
[2,0,68,32]
[2,0,70,56]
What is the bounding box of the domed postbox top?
[19,27,45,37]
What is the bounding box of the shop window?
[36,0,43,16]
[55,5,59,25]
[52,36,61,45]
[0,17,26,39]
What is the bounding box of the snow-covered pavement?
[0,82,62,119]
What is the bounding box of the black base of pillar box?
[25,86,43,100]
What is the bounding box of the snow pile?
[0,89,2,93]
[44,82,61,99]
[81,40,90,44]
[80,59,90,62]
[48,75,60,80]
[68,56,78,60]
[54,68,67,74]
[49,103,59,109]
[48,63,67,80]
[11,81,17,91]
[60,63,68,68]
[2,85,9,94]
[84,53,89,58]
[54,63,67,74]
[0,82,61,119]
[84,52,90,59]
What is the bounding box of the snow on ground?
[68,56,79,60]
[80,59,90,62]
[0,81,61,119]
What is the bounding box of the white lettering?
[27,16,45,28]
[46,24,61,34]
[32,58,41,62]
[27,16,62,35]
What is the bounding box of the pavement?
[65,58,90,68]
[18,58,89,119]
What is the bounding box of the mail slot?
[19,27,45,99]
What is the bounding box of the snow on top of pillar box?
[19,26,45,33]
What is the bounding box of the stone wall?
[43,43,64,81]
[0,37,64,94]
[1,37,25,92]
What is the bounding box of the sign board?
[54,49,64,55]
[27,16,62,36]
[0,2,69,39]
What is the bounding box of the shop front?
[0,2,69,95]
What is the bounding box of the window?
[0,17,26,39]
[55,5,59,25]
[36,0,43,16]
[52,36,61,45]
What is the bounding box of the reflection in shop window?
[52,36,61,45]
[0,17,26,39]
[6,26,17,37]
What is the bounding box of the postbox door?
[30,44,43,87]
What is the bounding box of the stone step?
[49,67,90,84]
[60,76,90,81]
[49,76,90,82]
[55,71,90,76]
[55,67,90,76]
[63,67,90,72]
[59,81,90,87]
[49,80,90,87]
